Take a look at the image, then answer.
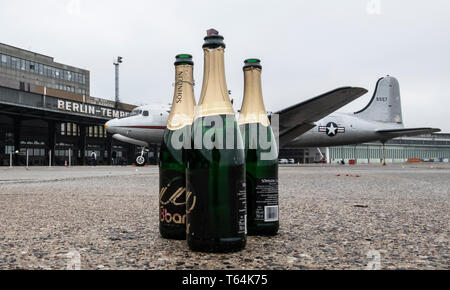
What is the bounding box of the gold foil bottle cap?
[195,30,235,119]
[238,59,270,127]
[166,54,196,130]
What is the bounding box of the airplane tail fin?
[354,76,403,125]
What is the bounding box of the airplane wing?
[273,87,368,146]
[376,128,441,140]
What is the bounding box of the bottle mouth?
[203,35,225,49]
[175,54,193,66]
[244,58,262,69]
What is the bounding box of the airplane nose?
[105,119,115,134]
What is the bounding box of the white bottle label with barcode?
[264,206,279,222]
[253,178,279,223]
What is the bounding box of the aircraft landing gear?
[135,147,148,167]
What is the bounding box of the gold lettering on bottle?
[160,207,186,225]
[167,64,196,130]
[159,186,186,206]
[186,191,197,214]
[176,71,183,104]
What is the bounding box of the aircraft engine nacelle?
[112,134,149,147]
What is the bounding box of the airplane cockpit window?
[118,108,142,119]
[143,111,149,117]
[129,109,142,117]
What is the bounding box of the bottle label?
[254,178,279,222]
[159,169,186,226]
[237,181,247,235]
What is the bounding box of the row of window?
[60,123,79,136]
[60,123,106,138]
[4,146,126,158]
[20,140,45,145]
[87,125,107,138]
[390,139,450,146]
[5,145,14,154]
[55,149,74,157]
[2,148,123,158]
[20,148,46,156]
[46,83,86,95]
[0,53,87,85]
[330,146,450,159]
[3,145,45,156]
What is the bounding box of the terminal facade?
[327,133,450,164]
[280,133,450,164]
[0,43,138,166]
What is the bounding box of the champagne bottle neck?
[196,47,234,119]
[238,67,270,126]
[167,64,196,130]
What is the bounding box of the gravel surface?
[0,164,448,270]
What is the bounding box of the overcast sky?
[1,0,449,131]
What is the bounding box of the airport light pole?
[113,56,123,109]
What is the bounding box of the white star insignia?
[327,123,337,136]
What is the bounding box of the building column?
[126,143,135,165]
[105,134,112,165]
[47,121,56,166]
[367,145,370,164]
[150,144,160,165]
[79,125,86,166]
[155,144,160,165]
[13,118,21,166]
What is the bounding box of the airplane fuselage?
[286,112,403,148]
[107,108,403,149]
[105,105,168,145]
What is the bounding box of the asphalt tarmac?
[0,163,448,269]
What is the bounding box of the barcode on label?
[264,206,279,222]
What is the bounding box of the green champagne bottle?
[159,54,196,240]
[238,58,279,236]
[186,29,247,252]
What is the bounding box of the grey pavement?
[0,163,448,270]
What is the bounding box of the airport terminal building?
[0,43,138,166]
[281,133,450,164]
[327,133,450,164]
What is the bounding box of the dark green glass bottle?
[239,59,279,236]
[186,30,247,252]
[159,54,196,240]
